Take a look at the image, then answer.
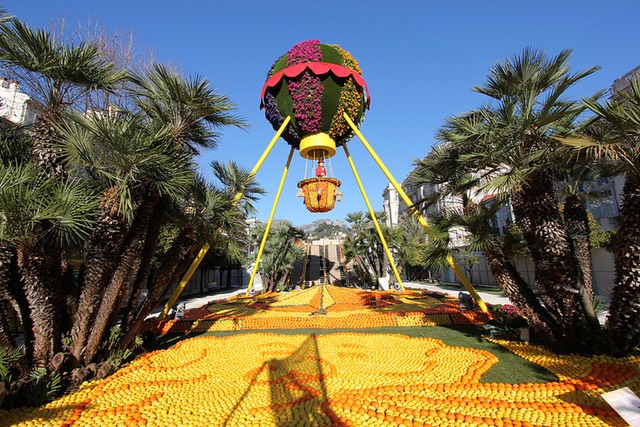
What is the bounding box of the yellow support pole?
[343,113,488,312]
[158,116,291,321]
[246,146,296,295]
[343,144,405,291]
[301,239,310,288]
[337,235,348,286]
[323,238,328,285]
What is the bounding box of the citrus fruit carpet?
[2,286,637,427]
[146,286,491,334]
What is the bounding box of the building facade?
[0,78,36,124]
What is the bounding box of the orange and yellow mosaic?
[150,285,491,334]
[2,333,635,427]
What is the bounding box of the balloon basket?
[297,177,342,213]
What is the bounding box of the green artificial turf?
[153,325,557,385]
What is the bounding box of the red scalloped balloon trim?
[260,62,370,109]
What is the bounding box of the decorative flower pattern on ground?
[2,333,634,427]
[146,286,491,334]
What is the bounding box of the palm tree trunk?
[484,246,565,351]
[119,228,198,350]
[0,245,34,359]
[120,204,164,333]
[32,111,67,178]
[82,197,158,364]
[16,238,64,368]
[563,194,600,333]
[352,255,371,284]
[510,172,587,353]
[0,246,20,348]
[607,176,640,355]
[0,302,15,348]
[564,194,595,299]
[70,199,128,366]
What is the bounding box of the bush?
[483,304,528,340]
[22,368,61,407]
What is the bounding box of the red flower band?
[260,61,370,109]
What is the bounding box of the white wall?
[444,248,615,297]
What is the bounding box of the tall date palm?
[423,48,601,353]
[565,76,640,355]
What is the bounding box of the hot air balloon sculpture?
[261,40,369,212]
[162,40,489,315]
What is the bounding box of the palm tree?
[0,16,124,367]
[56,109,194,365]
[210,160,265,216]
[252,222,304,293]
[128,64,248,154]
[564,76,640,355]
[343,212,375,285]
[421,48,601,353]
[0,17,124,176]
[342,211,396,286]
[395,217,430,281]
[119,168,255,350]
[0,162,96,367]
[0,119,33,349]
[56,63,247,365]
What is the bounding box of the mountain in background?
[297,219,349,238]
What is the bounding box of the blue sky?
[5,1,640,226]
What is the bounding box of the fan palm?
[423,48,601,353]
[0,17,125,176]
[56,109,194,364]
[128,64,247,154]
[119,169,254,350]
[563,76,640,355]
[342,211,395,286]
[56,63,247,365]
[0,162,96,367]
[210,160,265,216]
[0,119,33,349]
[252,222,304,293]
[395,217,430,281]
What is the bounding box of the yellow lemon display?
[2,333,635,427]
[149,286,489,334]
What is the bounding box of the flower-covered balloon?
[261,40,369,158]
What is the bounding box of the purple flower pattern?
[262,41,367,147]
[286,40,323,134]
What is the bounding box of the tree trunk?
[607,176,640,355]
[82,198,158,364]
[119,228,198,350]
[32,110,66,178]
[70,197,128,366]
[563,194,600,334]
[120,204,164,333]
[352,255,371,284]
[0,245,34,359]
[484,245,565,351]
[510,171,587,353]
[0,246,20,348]
[0,302,15,348]
[16,238,64,368]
